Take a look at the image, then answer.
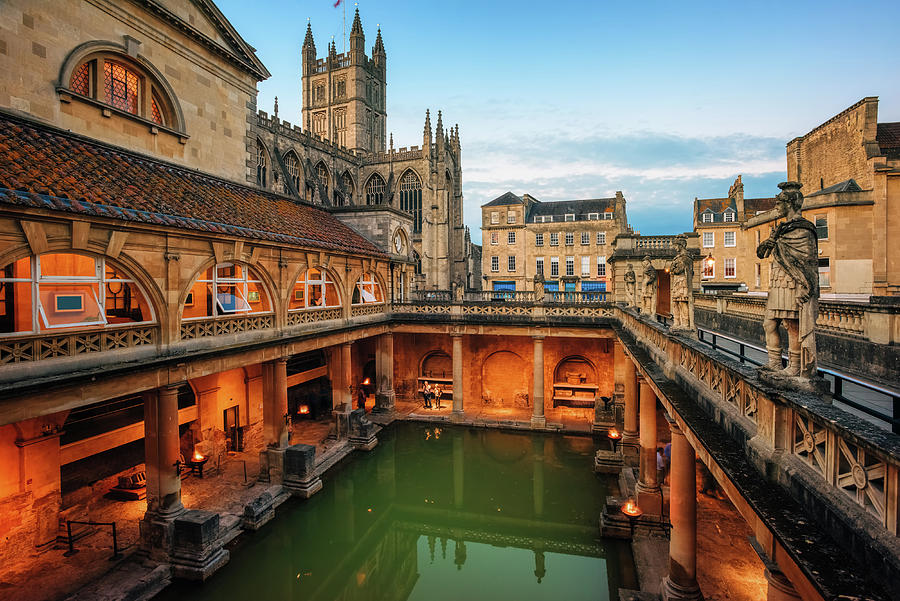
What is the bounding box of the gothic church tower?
[301,10,387,154]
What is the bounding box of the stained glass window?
[399,170,422,233]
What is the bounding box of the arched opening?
[481,351,528,408]
[399,169,423,233]
[365,172,385,205]
[0,252,155,335]
[283,150,301,193]
[63,47,182,130]
[315,162,329,203]
[336,171,354,206]
[182,263,272,320]
[352,273,384,305]
[419,350,452,402]
[289,267,341,310]
[552,355,598,408]
[256,139,268,187]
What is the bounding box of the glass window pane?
[39,284,104,329]
[41,254,96,278]
[0,279,33,334]
[105,281,151,323]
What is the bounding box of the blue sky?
[217,0,900,236]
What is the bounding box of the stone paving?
[0,403,766,601]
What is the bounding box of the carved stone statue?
[533,273,545,302]
[640,256,657,319]
[624,263,637,308]
[670,234,695,332]
[756,181,821,386]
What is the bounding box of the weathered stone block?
[171,510,229,581]
[242,489,274,531]
[283,444,322,499]
[349,408,378,451]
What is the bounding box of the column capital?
[532,334,545,342]
[450,332,464,338]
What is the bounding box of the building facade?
[481,192,629,293]
[694,98,900,298]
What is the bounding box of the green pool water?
[155,422,636,601]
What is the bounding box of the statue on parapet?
[640,256,657,320]
[624,263,637,308]
[533,273,545,302]
[452,278,464,302]
[756,181,824,390]
[670,234,695,333]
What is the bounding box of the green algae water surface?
[155,422,636,601]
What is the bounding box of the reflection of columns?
[532,436,545,517]
[531,336,545,427]
[262,358,289,448]
[143,384,185,519]
[622,358,639,445]
[636,376,662,515]
[452,333,464,417]
[341,342,353,411]
[764,568,801,601]
[661,422,701,601]
[453,432,464,509]
[374,333,395,413]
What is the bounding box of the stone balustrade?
[694,292,899,344]
[0,323,158,364]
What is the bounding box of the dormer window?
[604,212,613,220]
[702,212,713,223]
[588,213,599,220]
[723,209,736,222]
[565,214,575,222]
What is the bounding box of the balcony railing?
[0,324,158,364]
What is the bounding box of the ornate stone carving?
[640,256,657,319]
[670,234,694,333]
[533,273,545,302]
[623,263,636,308]
[756,182,825,390]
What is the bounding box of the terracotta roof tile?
[877,122,900,158]
[0,112,384,257]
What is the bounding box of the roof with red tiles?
[0,112,384,257]
[695,197,735,215]
[744,197,776,214]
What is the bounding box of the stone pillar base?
[450,410,465,423]
[531,416,546,428]
[661,575,703,601]
[349,409,378,451]
[591,407,616,433]
[283,444,323,499]
[171,510,229,581]
[765,568,802,601]
[241,486,279,531]
[258,447,285,484]
[636,482,663,517]
[373,390,395,414]
[594,449,623,474]
[140,513,179,561]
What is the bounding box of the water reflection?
[155,423,635,601]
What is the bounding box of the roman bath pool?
[155,422,636,600]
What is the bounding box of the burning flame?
[607,428,621,439]
[621,498,642,517]
[193,451,205,461]
[362,378,370,386]
[298,405,310,415]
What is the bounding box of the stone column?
[262,358,289,448]
[622,357,639,449]
[661,422,701,601]
[636,376,662,516]
[531,335,546,428]
[144,384,185,519]
[451,333,464,419]
[374,333,395,413]
[341,342,353,411]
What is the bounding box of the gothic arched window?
[284,151,300,192]
[315,162,329,202]
[342,172,354,203]
[365,173,385,205]
[399,170,423,233]
[256,140,268,187]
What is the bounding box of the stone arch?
[282,149,302,193]
[288,264,344,311]
[364,172,386,205]
[398,169,423,233]
[553,355,598,386]
[338,170,355,205]
[0,240,167,337]
[420,349,451,380]
[57,40,186,133]
[285,262,346,307]
[481,350,529,408]
[390,225,410,257]
[178,257,280,327]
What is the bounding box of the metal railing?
[64,520,122,560]
[697,328,900,432]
